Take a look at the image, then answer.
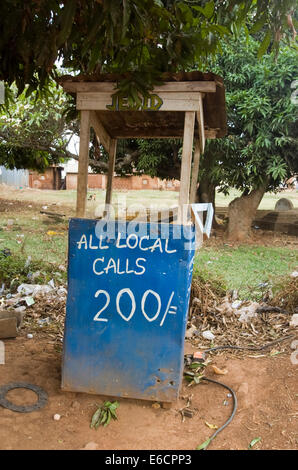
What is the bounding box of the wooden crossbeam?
[110,128,218,139]
[63,81,216,94]
[77,92,203,112]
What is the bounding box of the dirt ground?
[0,332,297,450]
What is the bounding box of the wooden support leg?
[76,110,90,218]
[197,93,205,154]
[105,139,117,212]
[178,111,195,222]
[189,138,201,204]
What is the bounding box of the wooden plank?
[105,139,117,211]
[90,111,111,153]
[110,128,217,139]
[197,93,205,153]
[155,82,216,93]
[189,138,201,204]
[178,112,196,219]
[77,92,201,112]
[63,81,216,94]
[76,110,90,218]
[77,91,202,102]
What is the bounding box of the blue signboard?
[62,218,195,402]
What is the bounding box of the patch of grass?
[0,251,65,289]
[1,196,297,301]
[0,213,68,288]
[194,245,298,300]
[215,188,298,210]
[0,213,68,266]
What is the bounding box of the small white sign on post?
[0,341,5,365]
[0,82,4,104]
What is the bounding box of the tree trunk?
[196,178,216,206]
[195,178,220,229]
[226,184,267,241]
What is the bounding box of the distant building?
[63,159,179,192]
[0,160,180,191]
[0,165,63,190]
[29,166,63,190]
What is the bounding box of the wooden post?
[76,110,90,218]
[105,138,117,211]
[189,138,201,204]
[197,93,205,154]
[178,111,195,220]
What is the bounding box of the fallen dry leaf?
[205,421,218,430]
[152,402,161,409]
[212,365,228,375]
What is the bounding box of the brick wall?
[29,167,62,190]
[65,173,179,191]
[66,173,105,190]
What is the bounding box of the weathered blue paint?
[62,219,195,402]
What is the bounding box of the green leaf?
[248,437,261,449]
[90,407,102,429]
[189,362,203,369]
[250,14,267,34]
[204,2,215,20]
[100,410,108,424]
[192,1,214,19]
[193,375,203,384]
[57,0,77,46]
[196,438,211,450]
[122,0,131,39]
[257,31,272,59]
[104,411,112,427]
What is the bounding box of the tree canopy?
[1,0,297,97]
[0,82,77,170]
[116,35,298,191]
[202,36,298,195]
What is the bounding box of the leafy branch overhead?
[0,1,297,96]
[0,82,78,170]
[204,37,298,194]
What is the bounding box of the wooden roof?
[60,71,227,140]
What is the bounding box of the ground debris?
[180,408,195,419]
[0,281,66,343]
[271,276,298,314]
[188,277,297,356]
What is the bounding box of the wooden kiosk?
[61,71,227,219]
[60,72,226,403]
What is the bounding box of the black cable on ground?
[184,334,295,449]
[199,377,237,450]
[203,334,295,354]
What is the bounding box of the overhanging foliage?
[0,0,297,98]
